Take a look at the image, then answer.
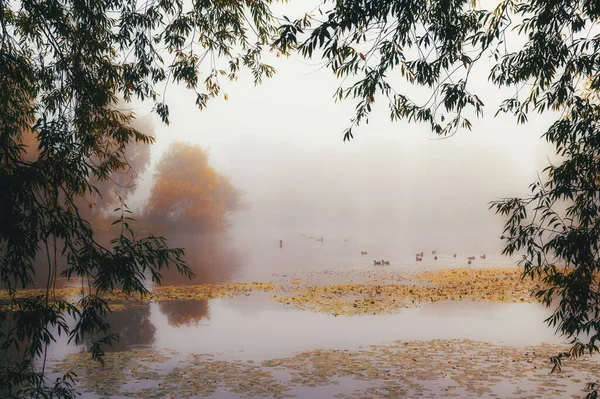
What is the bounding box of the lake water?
[158,230,522,284]
[38,232,592,398]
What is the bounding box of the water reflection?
[43,295,564,361]
[83,304,156,352]
[0,316,30,365]
[148,297,563,360]
[158,300,209,327]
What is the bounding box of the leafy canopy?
[273,0,600,396]
[0,0,277,396]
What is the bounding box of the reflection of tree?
[0,315,27,398]
[58,303,157,397]
[0,314,29,366]
[158,233,242,286]
[158,300,209,327]
[83,303,155,352]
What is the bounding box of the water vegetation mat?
[1,282,278,302]
[4,268,543,316]
[51,339,597,398]
[273,268,545,316]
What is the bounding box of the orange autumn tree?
[145,142,241,232]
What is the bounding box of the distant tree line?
[23,125,241,234]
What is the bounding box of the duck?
[416,252,424,257]
[381,260,390,265]
[361,251,368,255]
[374,260,382,265]
[432,250,437,255]
[316,237,324,242]
[468,259,472,265]
[434,255,438,260]
[453,253,457,258]
[415,256,422,261]
[480,254,486,259]
[467,256,476,260]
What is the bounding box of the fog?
[20,45,560,289]
[123,45,557,257]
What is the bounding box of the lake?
[35,232,599,399]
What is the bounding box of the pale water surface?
[43,232,584,398]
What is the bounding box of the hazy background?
[122,23,558,258]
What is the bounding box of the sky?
[125,3,559,254]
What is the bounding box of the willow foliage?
[274,1,600,396]
[0,0,276,396]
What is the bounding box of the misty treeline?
[13,118,242,293]
[22,118,241,234]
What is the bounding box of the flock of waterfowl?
[300,234,324,242]
[361,249,487,265]
[417,251,486,264]
[299,235,488,266]
[372,260,390,266]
